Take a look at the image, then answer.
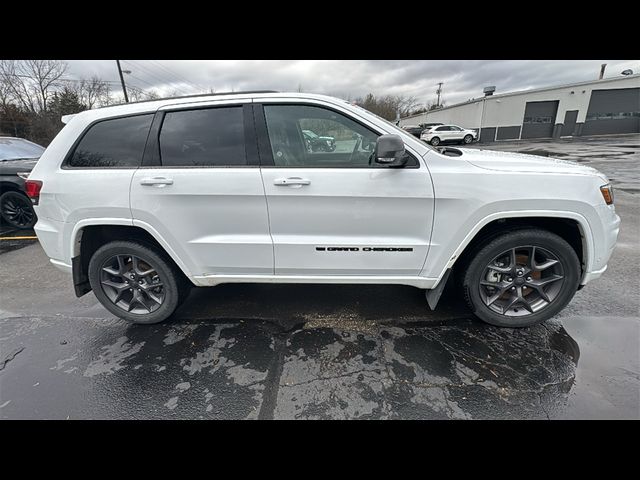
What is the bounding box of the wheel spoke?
[533,258,559,271]
[530,274,563,287]
[503,294,520,313]
[102,265,121,276]
[116,255,127,275]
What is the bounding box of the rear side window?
[158,107,246,167]
[68,114,153,168]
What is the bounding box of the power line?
[147,60,209,93]
[125,60,196,95]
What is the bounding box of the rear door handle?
[273,177,311,186]
[140,177,174,187]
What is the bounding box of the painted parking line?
[0,236,38,240]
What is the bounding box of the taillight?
[24,180,43,205]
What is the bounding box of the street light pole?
[116,60,129,103]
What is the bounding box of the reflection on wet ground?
[0,283,581,419]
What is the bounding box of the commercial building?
[399,74,640,142]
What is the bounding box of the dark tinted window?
[68,114,153,167]
[159,107,246,167]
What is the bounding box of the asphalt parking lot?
[1,135,638,419]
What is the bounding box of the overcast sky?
[65,60,639,107]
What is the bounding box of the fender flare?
[428,209,593,287]
[69,218,195,279]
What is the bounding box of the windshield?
[0,137,45,161]
[302,129,318,139]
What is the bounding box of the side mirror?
[374,134,407,167]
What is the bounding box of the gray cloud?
[64,59,639,107]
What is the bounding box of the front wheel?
[462,229,580,327]
[88,241,182,324]
[463,134,473,144]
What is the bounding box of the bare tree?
[75,75,110,109]
[355,93,421,121]
[0,60,68,113]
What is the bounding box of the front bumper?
[581,206,620,286]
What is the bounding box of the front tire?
[463,134,473,144]
[88,241,182,324]
[462,229,580,327]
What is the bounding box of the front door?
[256,102,434,276]
[561,110,579,137]
[130,103,273,277]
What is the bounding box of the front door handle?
[273,177,311,186]
[140,177,174,187]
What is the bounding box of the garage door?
[583,88,640,136]
[521,101,559,139]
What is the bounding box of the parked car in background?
[0,137,44,229]
[421,125,478,146]
[419,122,443,130]
[402,125,424,138]
[302,129,336,152]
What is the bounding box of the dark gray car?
[0,137,45,229]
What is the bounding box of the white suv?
[421,124,478,146]
[26,92,620,327]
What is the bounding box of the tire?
[0,191,37,229]
[88,240,182,324]
[462,229,580,327]
[430,137,441,146]
[463,134,473,144]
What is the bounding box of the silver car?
[421,124,478,146]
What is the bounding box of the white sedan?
[421,124,478,146]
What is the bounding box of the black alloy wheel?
[0,191,36,229]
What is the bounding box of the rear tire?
[430,137,441,146]
[88,240,182,324]
[462,229,580,327]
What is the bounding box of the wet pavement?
[1,135,638,419]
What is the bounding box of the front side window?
[159,106,246,167]
[263,104,418,168]
[68,114,153,168]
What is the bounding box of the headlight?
[17,172,31,180]
[600,184,614,205]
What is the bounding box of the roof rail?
[97,90,279,109]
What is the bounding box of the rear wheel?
[88,241,182,324]
[462,229,580,327]
[0,191,37,229]
[430,137,441,146]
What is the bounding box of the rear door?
[434,125,451,141]
[256,101,434,276]
[449,126,465,141]
[130,102,273,278]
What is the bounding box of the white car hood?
[458,147,607,180]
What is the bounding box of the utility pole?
[599,63,607,80]
[116,60,129,103]
[436,82,443,108]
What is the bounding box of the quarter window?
[68,114,153,168]
[159,107,246,167]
